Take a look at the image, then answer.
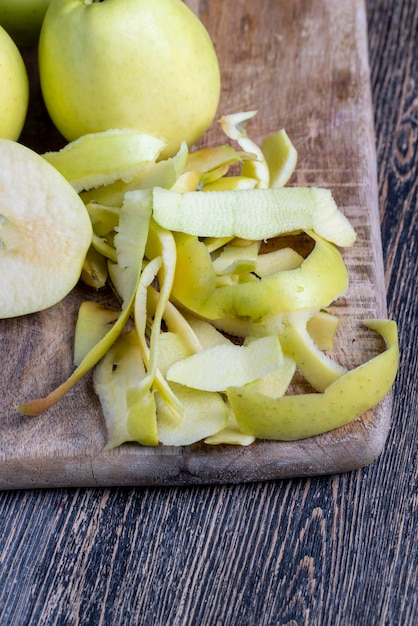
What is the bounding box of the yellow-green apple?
[38,0,221,157]
[0,138,92,318]
[0,26,29,140]
[0,0,52,47]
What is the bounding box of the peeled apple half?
[0,139,92,318]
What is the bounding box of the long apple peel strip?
[93,330,159,449]
[134,221,184,422]
[17,189,153,416]
[151,186,356,246]
[228,320,399,441]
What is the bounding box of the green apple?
[0,0,52,47]
[0,138,92,318]
[38,0,221,157]
[0,26,29,140]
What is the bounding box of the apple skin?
[0,0,52,47]
[38,0,221,157]
[0,26,29,140]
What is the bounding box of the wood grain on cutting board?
[0,0,392,489]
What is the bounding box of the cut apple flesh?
[0,138,92,319]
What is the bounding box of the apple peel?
[17,185,152,416]
[151,186,356,246]
[81,245,109,289]
[212,240,260,275]
[227,319,399,441]
[156,382,229,446]
[80,141,189,208]
[74,302,119,366]
[277,311,347,392]
[43,129,166,193]
[184,144,245,176]
[203,176,258,192]
[306,310,340,351]
[261,129,298,188]
[167,335,284,392]
[133,253,183,423]
[219,111,270,188]
[147,287,203,354]
[244,354,297,399]
[171,231,348,320]
[155,332,228,446]
[204,411,256,447]
[255,247,304,276]
[93,330,158,449]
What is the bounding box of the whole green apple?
[38,0,221,157]
[0,26,29,140]
[0,0,52,47]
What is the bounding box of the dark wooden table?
[0,0,416,623]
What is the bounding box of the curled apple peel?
[171,230,349,320]
[227,320,399,441]
[93,330,159,450]
[151,186,356,246]
[17,187,152,416]
[80,141,189,208]
[15,113,398,452]
[43,129,166,193]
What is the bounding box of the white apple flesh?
[0,139,92,318]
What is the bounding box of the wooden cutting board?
[0,0,392,489]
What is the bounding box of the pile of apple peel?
[16,111,399,449]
